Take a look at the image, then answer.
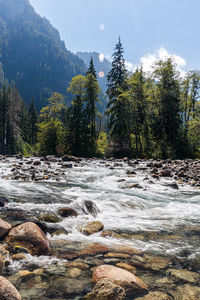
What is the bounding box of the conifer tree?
[86,57,97,79]
[28,98,38,145]
[85,62,101,154]
[106,38,130,156]
[153,58,181,157]
[67,75,87,156]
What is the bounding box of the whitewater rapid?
[0,158,200,258]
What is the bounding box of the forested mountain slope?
[0,0,86,109]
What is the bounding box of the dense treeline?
[0,39,200,159]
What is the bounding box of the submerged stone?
[87,278,126,300]
[92,265,148,295]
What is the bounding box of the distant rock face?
[0,275,22,300]
[92,265,148,295]
[6,222,50,255]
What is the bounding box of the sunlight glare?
[99,53,105,63]
[99,71,105,78]
[99,24,105,31]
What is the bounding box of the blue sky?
[29,0,200,73]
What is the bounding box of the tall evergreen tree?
[67,75,87,156]
[153,58,181,158]
[86,57,97,79]
[28,98,38,145]
[85,70,101,154]
[128,68,150,157]
[0,85,9,154]
[106,38,130,156]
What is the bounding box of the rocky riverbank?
[0,155,199,299]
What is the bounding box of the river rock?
[170,284,200,300]
[0,254,4,274]
[136,291,172,300]
[0,196,8,207]
[83,221,104,235]
[159,169,171,177]
[166,268,200,284]
[116,263,136,274]
[132,254,171,271]
[83,200,99,217]
[6,222,50,256]
[92,265,148,295]
[38,212,62,223]
[0,275,22,300]
[0,218,12,238]
[33,160,41,166]
[58,207,78,218]
[87,278,126,300]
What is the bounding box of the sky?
[29,0,200,74]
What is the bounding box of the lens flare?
[99,53,105,63]
[99,24,105,31]
[99,71,105,78]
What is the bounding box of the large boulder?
[0,276,22,300]
[92,265,148,295]
[87,278,126,300]
[6,222,50,256]
[0,218,12,239]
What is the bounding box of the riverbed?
[0,156,200,299]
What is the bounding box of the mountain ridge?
[0,0,86,109]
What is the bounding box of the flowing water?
[1,157,200,259]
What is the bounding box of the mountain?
[77,51,111,94]
[0,0,86,109]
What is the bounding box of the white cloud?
[140,47,186,77]
[125,60,136,73]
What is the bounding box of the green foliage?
[106,38,130,155]
[37,93,65,156]
[96,132,108,157]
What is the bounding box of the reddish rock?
[0,276,22,300]
[0,218,12,239]
[111,245,141,255]
[6,222,50,256]
[58,207,78,217]
[92,265,148,295]
[80,244,109,256]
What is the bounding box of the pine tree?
[28,98,38,145]
[128,68,150,157]
[106,37,127,106]
[86,57,97,79]
[66,75,87,156]
[0,85,9,154]
[153,58,181,158]
[85,66,101,155]
[106,38,130,156]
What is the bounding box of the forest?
[0,38,200,159]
